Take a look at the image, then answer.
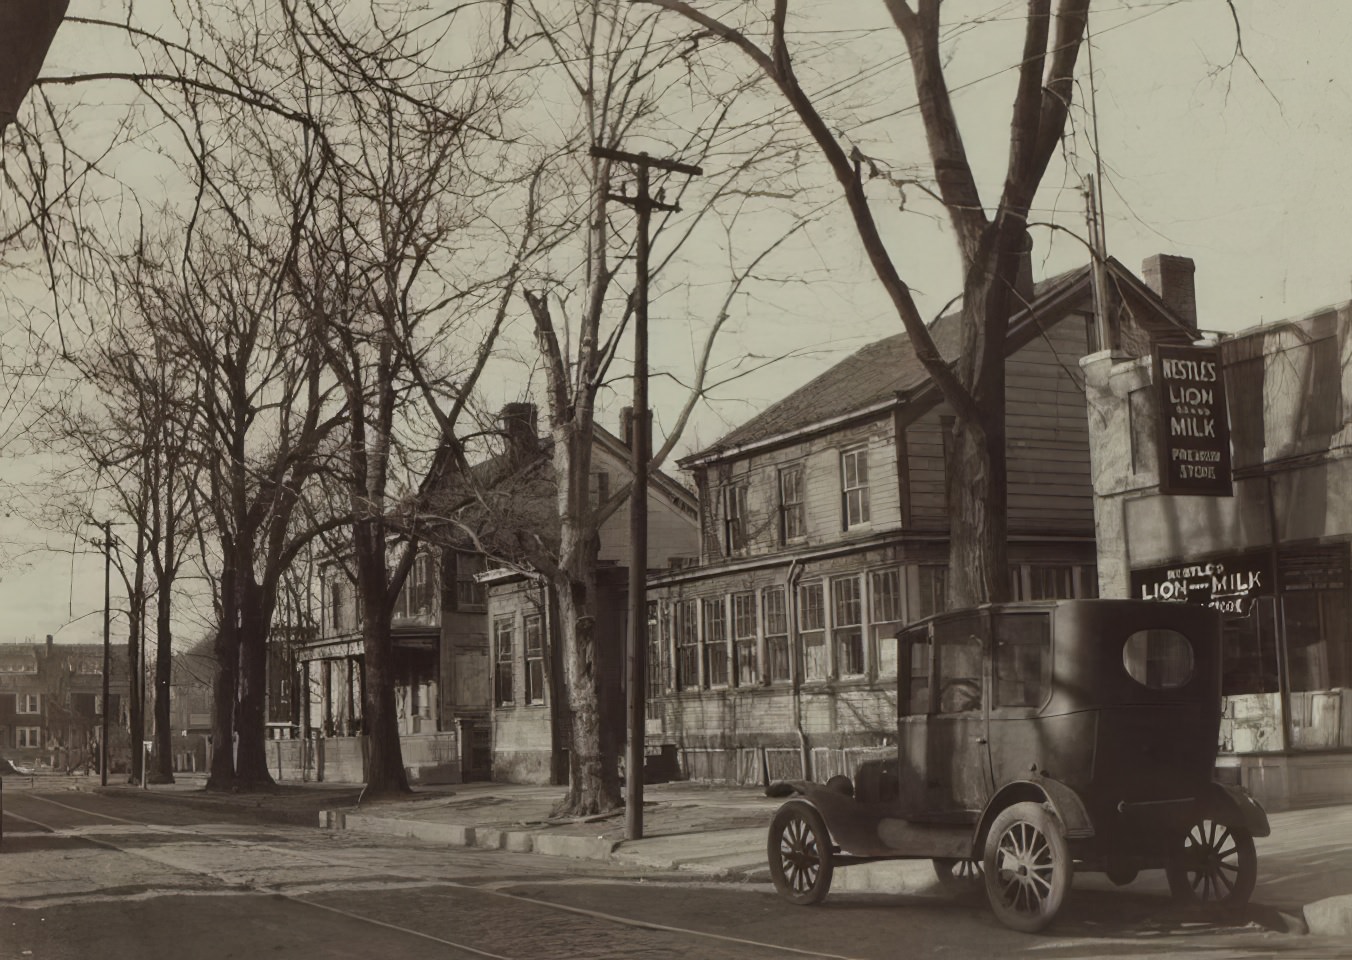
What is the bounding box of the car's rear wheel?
[1165,819,1257,910]
[767,800,834,905]
[983,802,1072,933]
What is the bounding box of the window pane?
[917,565,948,619]
[994,612,1050,707]
[763,588,790,683]
[678,599,700,690]
[803,632,827,680]
[870,569,902,677]
[494,618,515,705]
[799,582,824,631]
[1123,629,1194,690]
[703,598,728,686]
[524,614,544,703]
[936,615,984,713]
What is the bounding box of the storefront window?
[1285,589,1351,751]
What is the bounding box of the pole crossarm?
[590,144,703,177]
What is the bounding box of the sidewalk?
[52,772,1352,937]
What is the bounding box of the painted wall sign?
[1153,342,1233,496]
[1131,551,1271,616]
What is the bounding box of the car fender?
[1205,781,1271,838]
[977,777,1096,852]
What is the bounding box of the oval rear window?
[1123,629,1194,689]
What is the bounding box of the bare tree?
[456,0,813,815]
[641,0,1092,608]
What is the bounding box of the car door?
[897,612,993,821]
[929,612,993,819]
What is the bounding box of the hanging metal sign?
[1153,342,1233,496]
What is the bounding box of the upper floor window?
[330,581,345,631]
[841,448,870,528]
[394,553,437,619]
[778,465,805,542]
[493,617,515,706]
[589,469,611,507]
[722,484,748,555]
[19,693,41,714]
[524,614,545,704]
[455,552,487,610]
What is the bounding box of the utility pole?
[99,521,112,787]
[590,145,701,841]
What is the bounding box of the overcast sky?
[3,0,1349,645]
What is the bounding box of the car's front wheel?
[983,802,1072,933]
[767,800,834,905]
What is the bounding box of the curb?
[321,810,618,861]
[74,784,362,826]
[318,808,1339,934]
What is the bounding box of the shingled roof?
[688,265,1091,461]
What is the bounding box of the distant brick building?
[0,636,131,772]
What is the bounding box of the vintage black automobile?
[765,598,1269,933]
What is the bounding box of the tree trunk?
[545,583,569,786]
[553,543,618,816]
[356,522,410,798]
[207,557,238,789]
[944,248,1020,609]
[944,416,1009,608]
[149,583,175,784]
[126,587,144,785]
[233,578,276,788]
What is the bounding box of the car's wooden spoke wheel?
[1166,819,1257,909]
[767,800,834,905]
[983,802,1071,933]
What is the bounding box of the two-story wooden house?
[482,415,700,784]
[646,255,1202,785]
[291,403,700,786]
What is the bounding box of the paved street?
[2,785,1347,959]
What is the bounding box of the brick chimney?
[499,402,539,462]
[1142,254,1197,334]
[619,406,634,448]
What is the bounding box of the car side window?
[994,612,1051,708]
[897,625,931,716]
[935,614,985,714]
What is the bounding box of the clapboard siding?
[697,415,900,561]
[903,313,1093,532]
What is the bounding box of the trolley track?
[5,791,866,960]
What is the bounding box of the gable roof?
[682,259,1196,467]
